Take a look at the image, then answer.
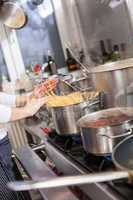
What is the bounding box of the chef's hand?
[33,78,59,98]
[33,85,45,98]
[25,97,47,116]
[10,97,47,122]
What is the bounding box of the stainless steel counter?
[17,146,79,200]
[24,122,125,200]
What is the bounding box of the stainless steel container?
[71,76,92,91]
[51,101,98,135]
[91,58,133,108]
[56,80,74,95]
[80,123,132,155]
[78,107,133,155]
[57,74,92,95]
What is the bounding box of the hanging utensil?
[8,126,133,191]
[0,1,27,29]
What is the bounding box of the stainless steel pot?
[56,74,74,95]
[78,107,133,155]
[71,76,92,91]
[80,122,132,155]
[51,101,99,135]
[91,58,133,108]
[57,74,92,95]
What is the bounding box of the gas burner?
[83,153,115,172]
[47,131,115,172]
[48,131,82,152]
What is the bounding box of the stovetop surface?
[46,131,133,200]
[48,132,116,172]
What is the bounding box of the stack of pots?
[76,58,133,155]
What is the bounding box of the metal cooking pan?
[8,135,133,191]
[78,107,133,155]
[0,1,27,29]
[90,58,133,108]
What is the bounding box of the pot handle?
[100,128,132,139]
[82,100,100,111]
[63,74,73,82]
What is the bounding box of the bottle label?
[69,64,78,70]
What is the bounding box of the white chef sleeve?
[0,92,16,106]
[0,104,11,123]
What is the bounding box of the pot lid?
[0,1,27,29]
[91,58,133,73]
[78,107,133,128]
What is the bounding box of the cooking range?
[43,131,133,200]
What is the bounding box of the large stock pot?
[51,101,99,136]
[91,58,133,108]
[78,107,133,155]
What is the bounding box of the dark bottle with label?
[106,39,113,60]
[100,40,109,64]
[45,52,58,75]
[66,48,79,71]
[110,44,121,61]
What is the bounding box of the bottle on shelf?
[100,40,109,64]
[45,51,58,75]
[65,48,79,71]
[110,44,121,61]
[106,39,112,54]
[120,43,126,59]
[106,39,113,60]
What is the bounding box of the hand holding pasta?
[33,79,58,98]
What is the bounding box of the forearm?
[0,97,46,123]
[15,95,28,107]
[10,97,46,122]
[10,107,32,122]
[15,93,33,107]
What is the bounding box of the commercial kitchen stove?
[24,122,133,200]
[43,132,133,200]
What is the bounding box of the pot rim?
[71,77,90,83]
[78,107,133,128]
[91,58,133,73]
[78,119,133,129]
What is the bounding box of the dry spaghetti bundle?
[46,91,99,108]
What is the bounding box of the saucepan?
[7,135,133,191]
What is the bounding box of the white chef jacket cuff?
[0,104,11,123]
[0,92,16,106]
